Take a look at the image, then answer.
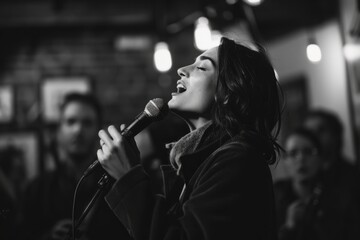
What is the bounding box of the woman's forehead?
[198,47,218,65]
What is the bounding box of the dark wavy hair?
[213,37,283,164]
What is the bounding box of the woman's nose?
[177,66,188,77]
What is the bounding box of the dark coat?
[106,134,278,240]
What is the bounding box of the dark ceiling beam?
[0,0,340,41]
[0,1,152,28]
[251,0,339,40]
[154,0,168,39]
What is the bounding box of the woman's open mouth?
[176,82,187,93]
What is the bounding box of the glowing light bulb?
[243,0,263,6]
[194,17,212,51]
[154,42,172,72]
[344,44,360,61]
[306,43,322,63]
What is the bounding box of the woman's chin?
[168,97,180,110]
[167,104,186,119]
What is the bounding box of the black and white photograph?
[1,1,360,240]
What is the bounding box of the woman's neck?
[186,118,212,131]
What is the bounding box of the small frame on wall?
[271,75,309,181]
[41,77,92,122]
[0,85,14,123]
[347,51,360,161]
[279,75,309,144]
[0,132,39,182]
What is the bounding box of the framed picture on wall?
[0,85,14,123]
[348,57,360,102]
[41,77,92,122]
[347,51,360,161]
[271,75,309,181]
[0,132,39,182]
[280,75,309,145]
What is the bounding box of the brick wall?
[0,27,199,128]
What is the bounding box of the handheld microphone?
[83,98,169,176]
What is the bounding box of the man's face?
[58,101,99,160]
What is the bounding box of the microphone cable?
[71,170,111,240]
[71,173,86,240]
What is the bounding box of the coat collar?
[161,132,230,198]
[178,134,229,184]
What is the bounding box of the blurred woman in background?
[275,127,360,240]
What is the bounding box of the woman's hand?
[97,124,140,180]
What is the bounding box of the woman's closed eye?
[197,67,206,71]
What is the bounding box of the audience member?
[304,109,355,170]
[21,92,131,240]
[303,109,360,203]
[0,145,26,240]
[274,127,360,240]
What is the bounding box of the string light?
[194,17,213,51]
[344,43,360,62]
[243,0,263,7]
[194,17,222,51]
[306,36,322,63]
[154,42,172,72]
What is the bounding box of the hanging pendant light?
[154,41,172,72]
[306,33,322,63]
[194,17,212,51]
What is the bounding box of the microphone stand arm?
[73,173,110,239]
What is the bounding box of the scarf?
[167,122,213,173]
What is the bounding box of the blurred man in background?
[0,146,26,240]
[21,92,131,240]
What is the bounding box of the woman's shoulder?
[204,137,270,177]
[213,136,266,162]
[194,137,274,193]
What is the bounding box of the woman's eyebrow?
[197,55,217,67]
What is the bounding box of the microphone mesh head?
[145,98,169,120]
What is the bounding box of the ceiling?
[0,0,340,42]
